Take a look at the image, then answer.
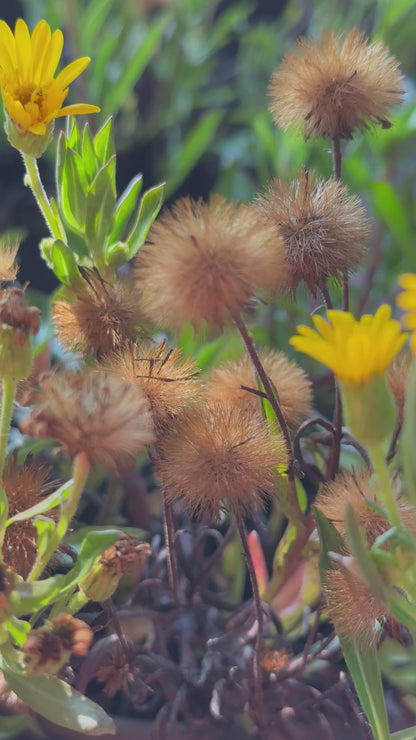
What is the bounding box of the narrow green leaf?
[79,0,115,49]
[341,640,390,740]
[85,158,117,252]
[60,151,86,233]
[50,241,83,286]
[126,182,164,256]
[14,576,65,615]
[345,504,388,601]
[93,117,114,165]
[6,479,73,525]
[109,174,143,244]
[67,119,82,152]
[313,507,345,573]
[81,124,98,182]
[1,668,115,735]
[371,181,413,256]
[6,616,31,647]
[103,241,131,268]
[391,725,416,740]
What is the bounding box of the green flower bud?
[340,374,397,447]
[4,110,54,158]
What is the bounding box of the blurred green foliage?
[16,0,416,317]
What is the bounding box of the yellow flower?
[290,305,406,385]
[0,18,99,137]
[397,273,416,353]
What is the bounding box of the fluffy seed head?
[107,340,200,434]
[269,29,403,140]
[20,368,155,470]
[204,348,312,427]
[2,455,56,578]
[0,241,19,282]
[255,171,369,295]
[53,270,146,359]
[316,469,416,546]
[135,195,287,332]
[158,403,287,519]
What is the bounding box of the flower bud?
[79,536,151,601]
[340,374,397,447]
[4,111,54,158]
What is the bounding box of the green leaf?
[402,360,416,508]
[6,479,73,525]
[1,668,115,735]
[50,241,82,286]
[60,150,87,233]
[313,507,345,573]
[6,616,31,646]
[85,158,117,253]
[103,241,131,269]
[345,505,388,601]
[67,119,82,151]
[54,529,121,601]
[391,726,416,740]
[14,576,66,615]
[371,181,413,256]
[109,174,143,244]
[165,111,223,198]
[341,640,390,740]
[93,117,115,166]
[82,124,98,182]
[126,182,165,256]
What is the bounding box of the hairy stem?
[22,153,66,241]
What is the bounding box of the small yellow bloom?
[397,273,416,353]
[290,305,406,385]
[0,18,99,138]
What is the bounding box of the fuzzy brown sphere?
[20,368,155,470]
[135,195,287,332]
[107,341,200,434]
[2,455,56,579]
[53,270,146,359]
[255,171,370,295]
[158,403,287,519]
[204,348,312,427]
[269,29,403,140]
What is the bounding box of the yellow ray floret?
[0,18,99,135]
[290,305,407,385]
[397,274,416,353]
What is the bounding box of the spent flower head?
[255,171,369,295]
[23,614,93,676]
[0,19,99,154]
[135,195,287,332]
[204,348,312,427]
[397,273,416,353]
[269,29,403,140]
[158,403,287,519]
[53,271,147,359]
[20,368,154,470]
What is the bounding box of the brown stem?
[342,269,350,312]
[162,493,180,603]
[234,507,264,728]
[230,309,305,527]
[326,381,342,479]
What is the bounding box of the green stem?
[22,153,66,241]
[368,444,401,528]
[28,452,90,581]
[0,377,18,538]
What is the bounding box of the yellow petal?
[40,28,63,80]
[55,57,91,90]
[14,18,32,82]
[31,20,51,85]
[54,103,101,118]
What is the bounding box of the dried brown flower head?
[0,241,19,282]
[80,535,151,601]
[316,469,416,547]
[52,270,146,359]
[204,348,312,427]
[158,403,287,519]
[2,455,57,578]
[20,368,155,470]
[387,348,411,427]
[107,341,200,434]
[324,561,385,646]
[269,29,403,140]
[135,195,287,332]
[255,171,369,295]
[23,614,93,676]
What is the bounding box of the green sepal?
[125,182,165,256]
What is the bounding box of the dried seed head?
[316,469,416,547]
[135,195,287,332]
[52,270,147,359]
[2,455,57,579]
[107,341,201,434]
[158,403,287,519]
[204,348,312,427]
[323,563,385,646]
[20,368,155,470]
[0,241,19,282]
[80,535,151,601]
[0,287,41,379]
[23,614,93,676]
[387,349,411,427]
[269,29,403,140]
[255,171,369,296]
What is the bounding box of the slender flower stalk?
[0,378,17,531]
[368,445,401,527]
[22,153,65,241]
